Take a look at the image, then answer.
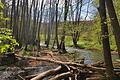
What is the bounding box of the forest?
[0,0,120,80]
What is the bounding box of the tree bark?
[10,0,15,29]
[54,0,60,49]
[31,66,62,80]
[98,0,115,79]
[105,0,120,58]
[37,0,44,50]
[49,71,74,80]
[60,0,69,52]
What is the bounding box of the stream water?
[66,47,119,64]
[41,43,119,64]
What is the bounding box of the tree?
[98,0,115,79]
[10,0,15,29]
[52,0,60,49]
[72,0,83,47]
[36,0,45,50]
[1,0,8,28]
[60,0,69,52]
[105,0,120,58]
[46,0,52,48]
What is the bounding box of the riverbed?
[66,47,119,64]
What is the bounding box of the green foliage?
[0,28,19,55]
[0,2,4,25]
[0,2,18,55]
[0,2,4,10]
[114,0,120,22]
[0,2,10,26]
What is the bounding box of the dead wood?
[16,54,120,80]
[25,74,38,80]
[86,77,101,80]
[15,54,106,72]
[91,61,104,67]
[17,75,25,80]
[116,59,120,63]
[49,71,74,80]
[30,66,62,80]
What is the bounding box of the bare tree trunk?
[53,0,60,49]
[15,0,20,42]
[10,0,15,29]
[105,0,120,58]
[1,0,8,28]
[70,0,82,48]
[28,0,34,45]
[98,0,115,79]
[60,0,69,52]
[37,0,44,50]
[46,0,52,48]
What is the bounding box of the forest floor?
[0,46,120,80]
[17,48,69,67]
[0,47,70,80]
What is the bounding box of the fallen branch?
[17,75,25,80]
[16,54,120,79]
[49,71,74,80]
[116,59,120,63]
[15,54,106,72]
[91,61,104,67]
[25,74,38,80]
[86,77,101,80]
[30,66,62,80]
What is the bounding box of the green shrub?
[0,28,19,55]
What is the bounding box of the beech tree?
[98,0,115,79]
[60,0,69,52]
[72,0,83,47]
[52,0,60,49]
[36,0,45,49]
[105,0,120,58]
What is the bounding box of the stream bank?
[0,46,120,80]
[65,47,119,64]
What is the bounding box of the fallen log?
[15,54,120,80]
[30,66,62,80]
[17,75,25,80]
[25,74,38,80]
[16,54,120,78]
[86,77,102,80]
[116,59,120,63]
[91,61,104,67]
[49,71,74,80]
[15,54,106,72]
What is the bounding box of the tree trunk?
[60,0,69,52]
[1,0,8,28]
[46,0,52,48]
[105,0,120,58]
[54,0,60,49]
[72,31,80,48]
[10,0,15,29]
[71,0,82,48]
[98,0,115,79]
[37,0,44,50]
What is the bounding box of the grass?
[64,36,102,50]
[39,33,116,51]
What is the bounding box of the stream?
[66,47,119,64]
[41,43,119,64]
[0,45,119,80]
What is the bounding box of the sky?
[7,0,97,21]
[44,0,97,20]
